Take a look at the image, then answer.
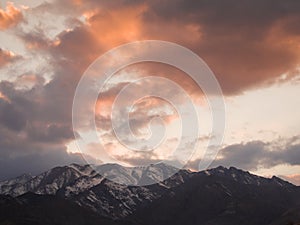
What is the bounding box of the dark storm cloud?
[0,13,108,179]
[282,143,300,166]
[0,99,27,131]
[17,28,51,50]
[0,148,86,181]
[188,137,300,171]
[50,0,300,94]
[211,141,279,170]
[146,0,300,24]
[140,0,300,94]
[27,124,75,143]
[30,0,300,94]
[0,8,108,178]
[0,78,80,180]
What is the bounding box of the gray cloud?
[18,0,300,95]
[142,0,300,94]
[0,4,105,180]
[187,137,300,171]
[0,149,86,181]
[0,99,27,131]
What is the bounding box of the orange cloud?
[0,48,18,67]
[86,4,147,50]
[15,74,45,89]
[15,0,300,96]
[0,2,23,30]
[72,0,83,6]
[76,0,300,95]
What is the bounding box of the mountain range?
[0,163,299,225]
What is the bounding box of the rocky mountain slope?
[0,193,132,225]
[132,167,300,225]
[0,164,300,225]
[0,163,191,218]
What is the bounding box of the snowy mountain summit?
[0,163,189,218]
[0,163,297,220]
[0,163,182,196]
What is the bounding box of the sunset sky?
[0,0,300,185]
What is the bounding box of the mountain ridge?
[0,163,299,225]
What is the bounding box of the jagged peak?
[202,166,296,188]
[271,175,294,186]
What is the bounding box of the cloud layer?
[0,0,299,181]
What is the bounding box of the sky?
[0,0,300,185]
